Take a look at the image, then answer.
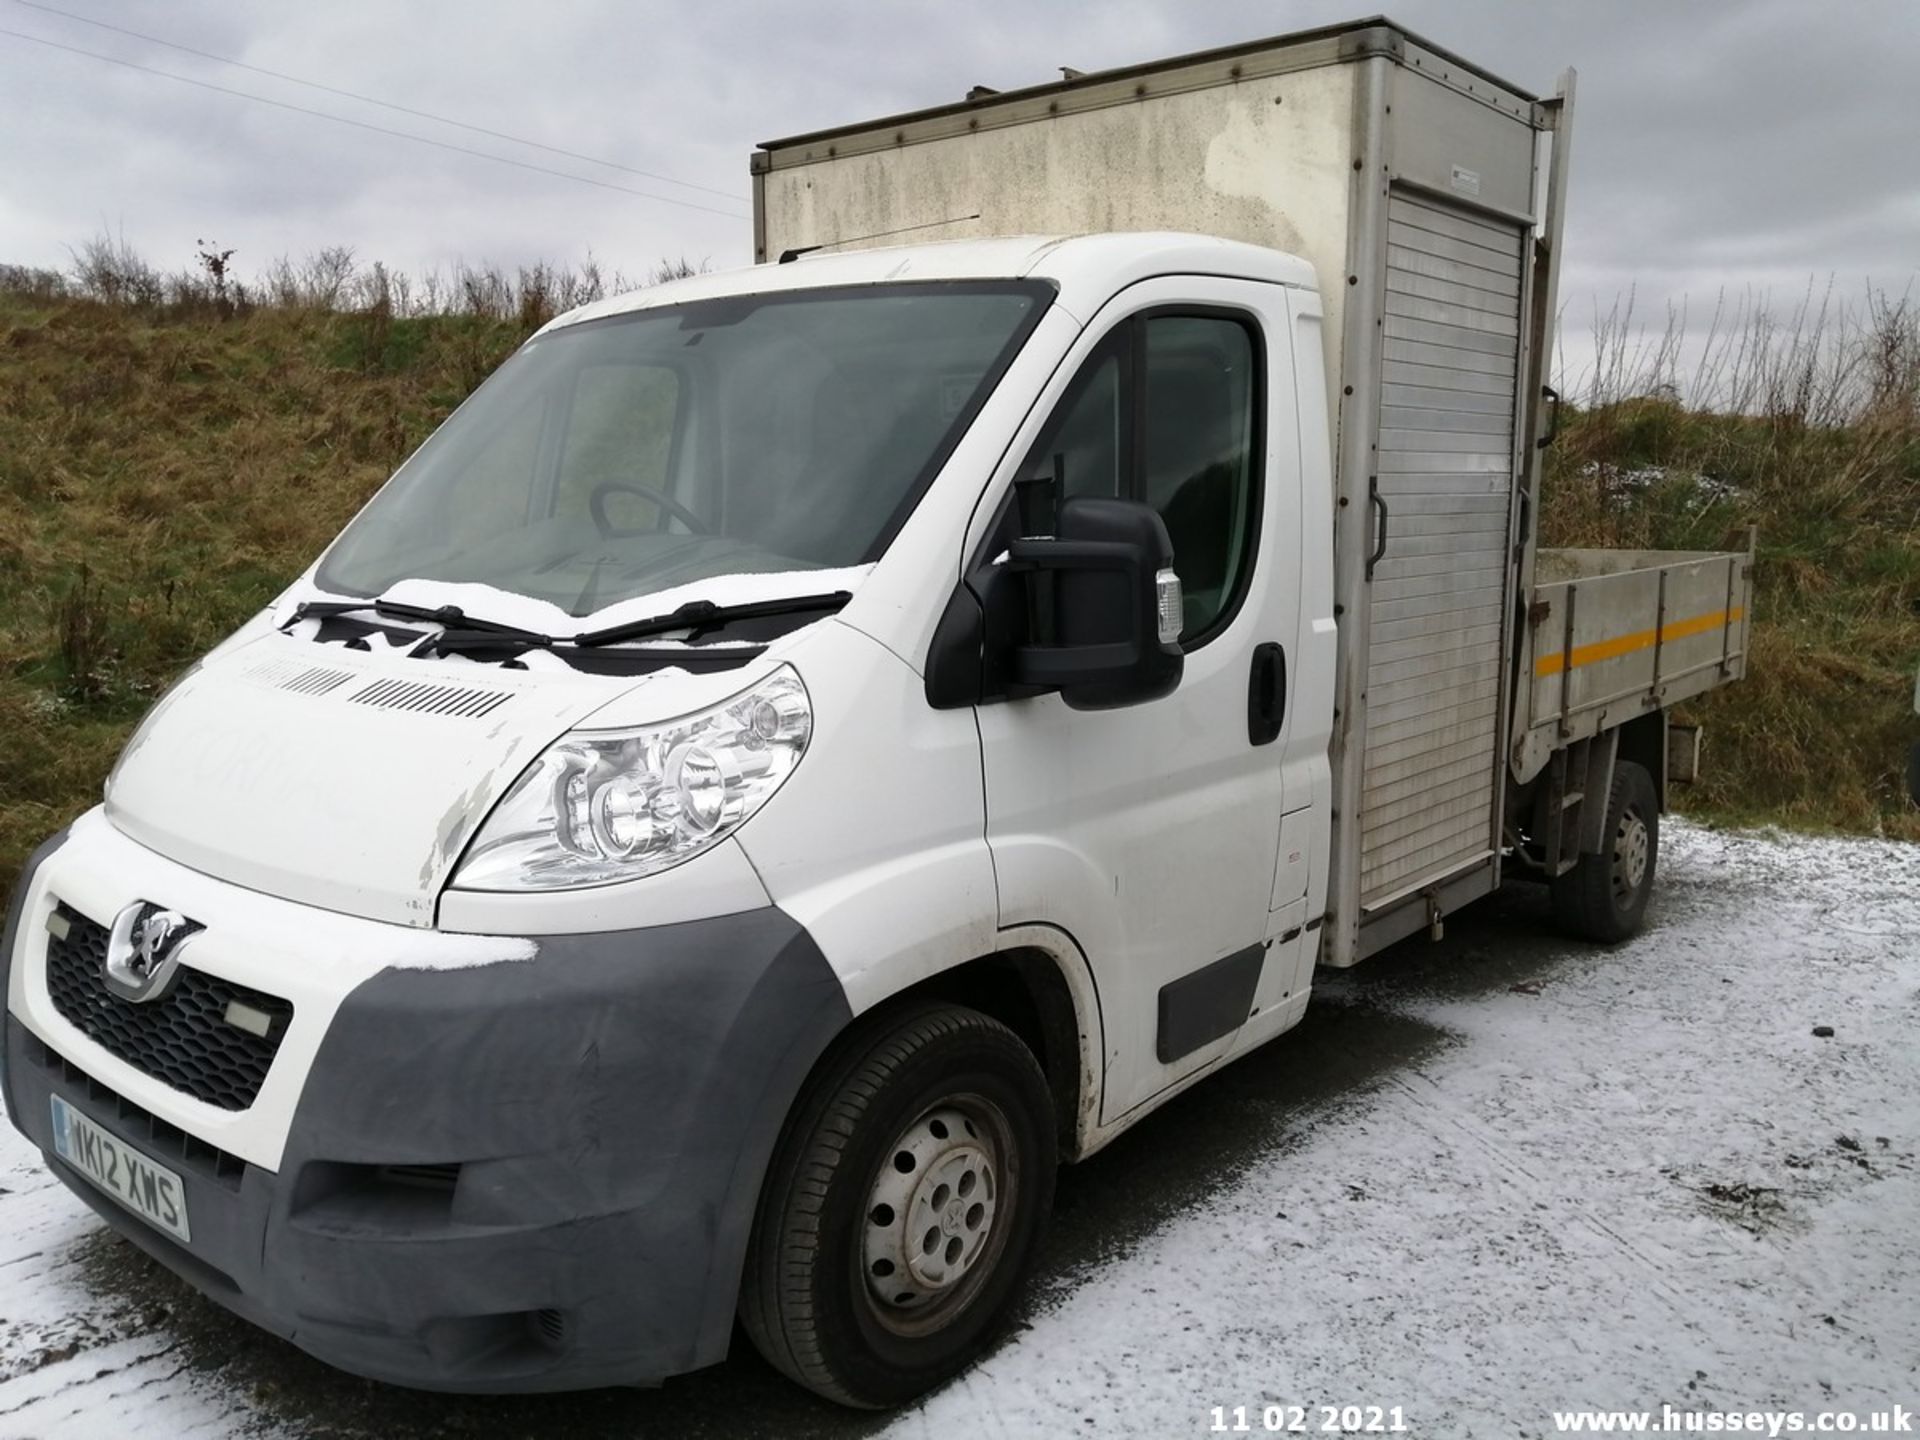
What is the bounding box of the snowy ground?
[2,821,1916,1439]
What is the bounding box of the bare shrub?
[69,230,163,306]
[649,256,704,285]
[306,245,357,308]
[267,245,358,308]
[1561,281,1918,429]
[516,260,556,329]
[57,566,112,702]
[354,260,395,316]
[42,233,697,323]
[0,264,68,300]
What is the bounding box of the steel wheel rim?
[860,1094,1014,1337]
[1612,806,1650,905]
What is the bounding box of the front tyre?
[1551,759,1659,943]
[740,1004,1056,1409]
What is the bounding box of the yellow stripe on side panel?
[1534,607,1745,678]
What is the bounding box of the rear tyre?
[739,1003,1056,1409]
[1551,759,1659,943]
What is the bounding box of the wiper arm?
[288,597,552,642]
[572,591,852,648]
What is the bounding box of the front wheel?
[1551,759,1659,943]
[739,1003,1056,1409]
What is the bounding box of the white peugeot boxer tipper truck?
[3,19,1751,1408]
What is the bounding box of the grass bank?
[0,286,534,889]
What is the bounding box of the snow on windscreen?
[274,562,874,644]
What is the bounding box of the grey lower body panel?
[3,863,853,1394]
[1156,942,1264,1063]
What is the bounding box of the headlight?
[451,666,811,891]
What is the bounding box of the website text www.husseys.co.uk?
[1552,1407,1912,1435]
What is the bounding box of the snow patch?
[376,933,538,971]
[888,822,1920,1434]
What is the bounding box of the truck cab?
[5,235,1340,1405]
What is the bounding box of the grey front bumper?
[3,842,852,1393]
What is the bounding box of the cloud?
[2,0,1913,347]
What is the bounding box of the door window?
[1142,317,1257,638]
[1020,312,1261,642]
[1040,346,1126,502]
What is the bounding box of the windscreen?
[316,280,1051,616]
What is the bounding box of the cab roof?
[539,232,1316,335]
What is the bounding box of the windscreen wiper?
[571,591,853,648]
[435,590,853,655]
[287,597,551,644]
[288,590,851,660]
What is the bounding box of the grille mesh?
[44,904,294,1112]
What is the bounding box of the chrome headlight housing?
[452,666,811,891]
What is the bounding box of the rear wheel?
[740,1003,1056,1409]
[1551,759,1659,943]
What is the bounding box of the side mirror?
[1007,496,1184,710]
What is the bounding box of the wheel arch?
[873,933,1103,1162]
[725,926,1105,1361]
[753,927,1105,1211]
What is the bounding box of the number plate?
[49,1095,191,1244]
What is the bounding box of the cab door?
[975,277,1306,1121]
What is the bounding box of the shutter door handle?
[1367,479,1390,578]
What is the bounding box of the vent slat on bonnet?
[240,653,512,717]
[346,677,512,719]
[242,658,355,696]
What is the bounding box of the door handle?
[1247,642,1287,746]
[1367,478,1390,578]
[1538,385,1562,450]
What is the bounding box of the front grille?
[43,903,294,1112]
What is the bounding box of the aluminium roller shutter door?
[1359,189,1526,907]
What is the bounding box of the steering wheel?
[588,481,710,538]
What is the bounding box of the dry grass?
[0,247,1915,894]
[1544,284,1920,839]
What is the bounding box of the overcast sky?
[3,0,1915,389]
